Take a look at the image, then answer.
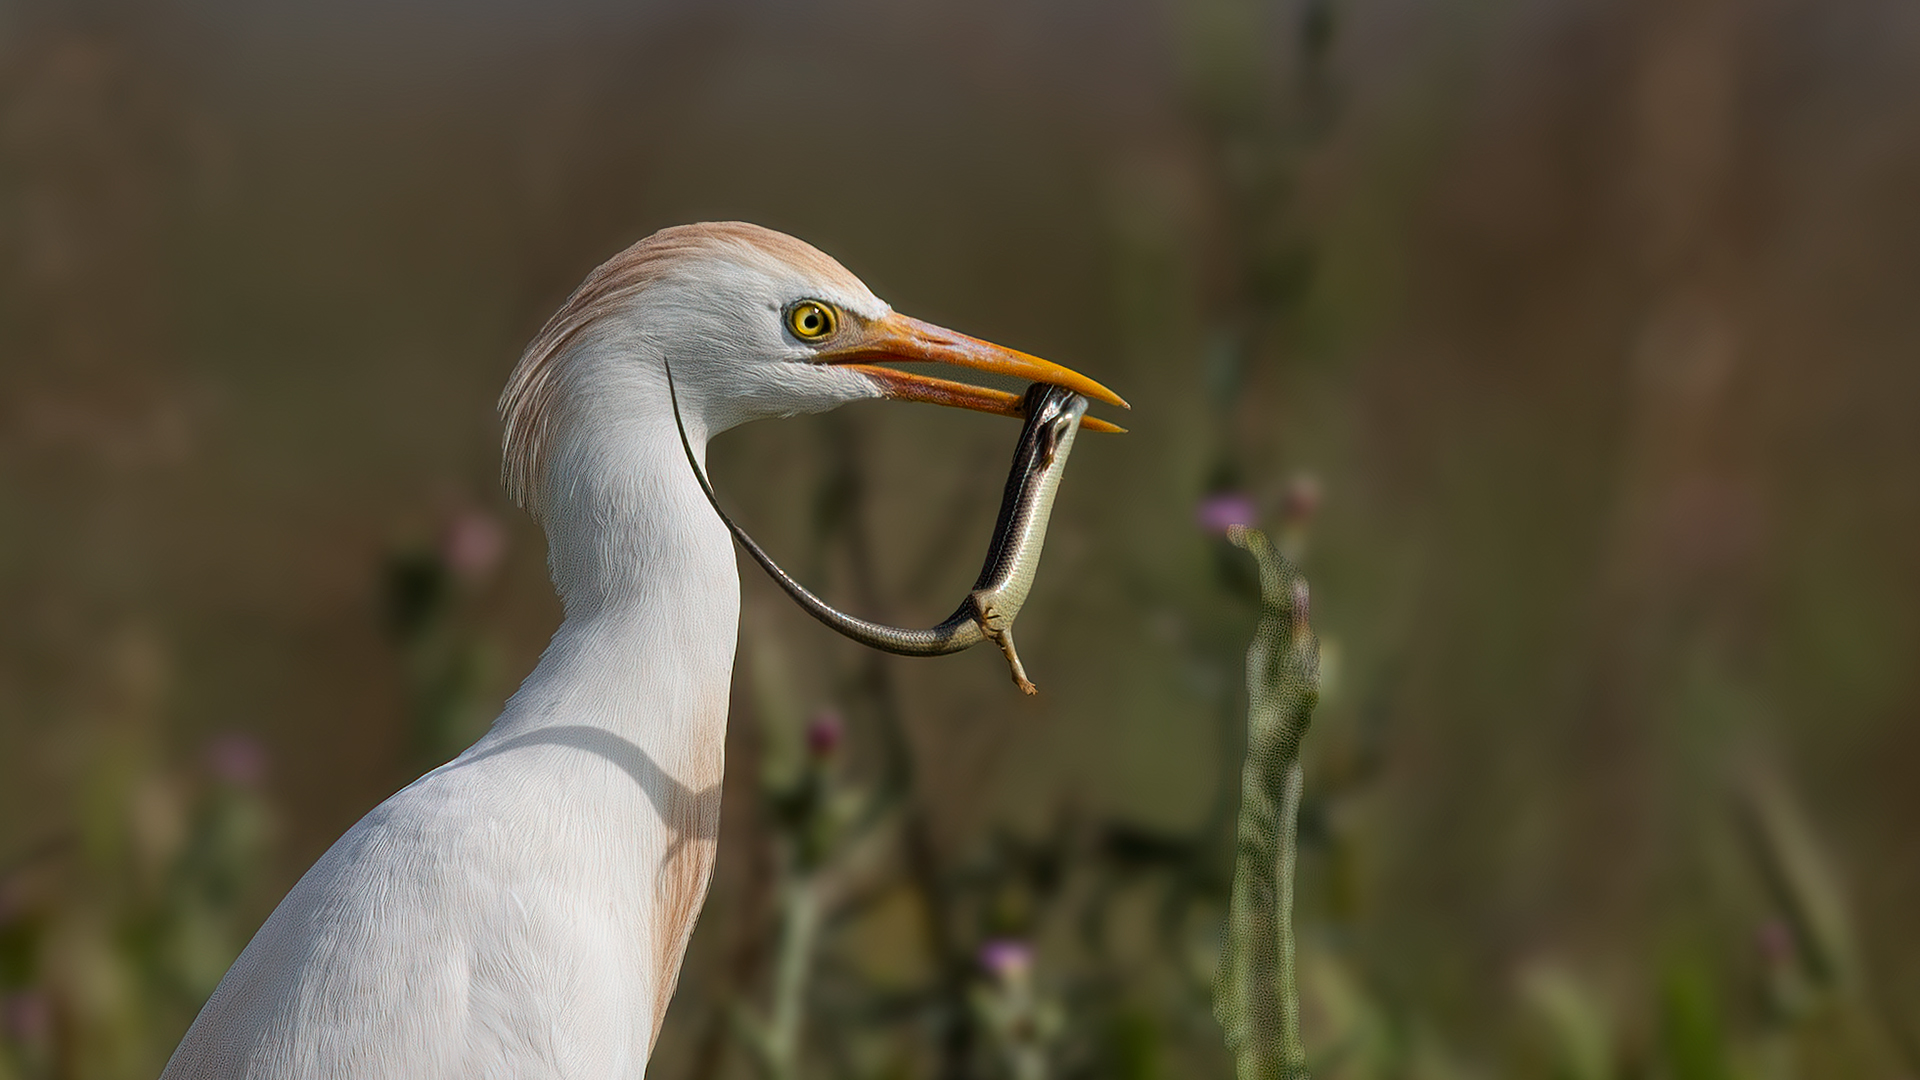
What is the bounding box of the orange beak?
[813,312,1128,433]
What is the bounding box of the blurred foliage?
[381,507,512,767]
[0,633,274,1080]
[4,0,1920,1076]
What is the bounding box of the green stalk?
[1213,525,1319,1080]
[736,871,822,1080]
[766,875,821,1080]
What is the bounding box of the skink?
[668,368,1087,695]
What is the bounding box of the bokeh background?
[2,0,1916,1076]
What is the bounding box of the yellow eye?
[786,300,838,341]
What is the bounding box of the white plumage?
[163,222,1122,1079]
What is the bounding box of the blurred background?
[2,0,1916,1076]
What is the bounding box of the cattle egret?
[162,222,1125,1079]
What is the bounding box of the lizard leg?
[970,594,1037,695]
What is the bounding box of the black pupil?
[801,309,820,331]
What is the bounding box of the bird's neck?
[486,412,741,788]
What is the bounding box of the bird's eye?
[786,300,838,341]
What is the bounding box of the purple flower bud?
[1196,492,1258,535]
[805,709,844,758]
[441,509,507,584]
[205,732,269,788]
[978,938,1033,981]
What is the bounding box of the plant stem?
[1272,759,1305,1075]
[1214,525,1319,1080]
[765,874,822,1080]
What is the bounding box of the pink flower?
[205,732,269,788]
[805,709,844,758]
[977,938,1033,981]
[441,509,507,584]
[1196,492,1258,535]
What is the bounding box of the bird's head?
[499,222,1125,518]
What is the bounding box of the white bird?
[162,222,1125,1079]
